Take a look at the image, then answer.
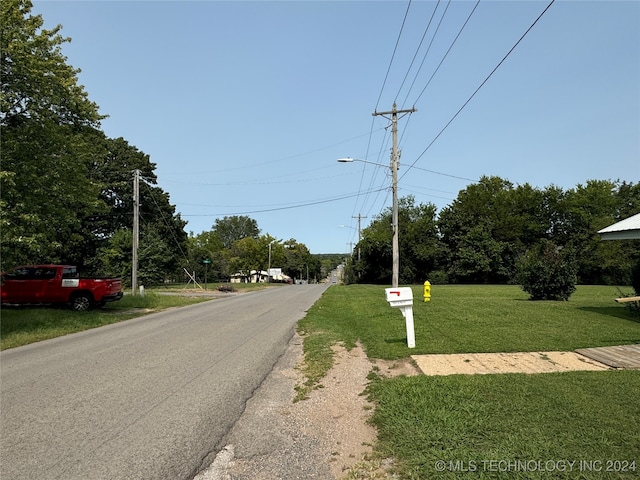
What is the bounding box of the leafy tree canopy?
[214,216,260,250]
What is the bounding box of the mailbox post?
[384,287,415,348]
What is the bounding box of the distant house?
[230,270,291,284]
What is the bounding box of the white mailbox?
[385,287,413,308]
[384,287,416,348]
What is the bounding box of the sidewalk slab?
[411,351,611,376]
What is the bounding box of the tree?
[438,176,522,283]
[185,231,226,282]
[228,235,278,281]
[213,216,259,249]
[1,0,105,267]
[559,180,636,284]
[1,0,102,128]
[283,238,317,282]
[399,197,440,283]
[357,196,440,284]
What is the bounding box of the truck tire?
[71,293,92,311]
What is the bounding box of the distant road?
[1,284,328,480]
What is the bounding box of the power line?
[409,0,481,108]
[393,0,442,105]
[181,187,388,218]
[375,0,413,111]
[402,0,556,182]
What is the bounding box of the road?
[1,284,328,480]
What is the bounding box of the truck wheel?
[71,294,92,311]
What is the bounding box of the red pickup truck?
[1,265,123,311]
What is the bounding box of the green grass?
[297,284,640,478]
[0,291,211,350]
[367,371,639,479]
[299,284,640,360]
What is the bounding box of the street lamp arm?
[336,157,389,169]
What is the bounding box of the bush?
[631,259,640,295]
[426,270,448,285]
[516,240,577,301]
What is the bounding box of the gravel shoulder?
[194,332,402,480]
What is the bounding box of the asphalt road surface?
[1,284,328,480]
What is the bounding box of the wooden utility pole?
[352,214,367,262]
[372,103,416,287]
[132,169,140,295]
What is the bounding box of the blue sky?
[32,0,639,254]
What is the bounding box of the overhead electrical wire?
[401,0,556,182]
[408,0,480,109]
[393,0,442,105]
[181,187,388,218]
[374,0,412,112]
[354,0,467,224]
[398,0,479,146]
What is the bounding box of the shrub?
[516,240,577,301]
[631,259,640,295]
[426,270,448,285]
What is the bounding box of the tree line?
[1,0,330,285]
[346,177,639,287]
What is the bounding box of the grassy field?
[298,284,640,479]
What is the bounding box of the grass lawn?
[367,371,639,479]
[298,284,640,479]
[0,290,212,350]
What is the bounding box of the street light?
[337,156,400,287]
[267,240,275,283]
[337,157,388,168]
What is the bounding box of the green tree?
[438,176,522,283]
[1,0,102,127]
[214,216,260,249]
[358,196,440,284]
[283,238,317,282]
[399,197,440,283]
[185,230,226,282]
[1,0,105,267]
[559,180,636,284]
[227,234,278,281]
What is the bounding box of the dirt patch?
[371,357,421,378]
[309,343,382,479]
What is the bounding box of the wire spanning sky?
[32,0,639,254]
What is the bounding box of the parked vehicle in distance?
[1,265,123,311]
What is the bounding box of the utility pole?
[132,169,140,295]
[352,214,367,262]
[373,103,416,287]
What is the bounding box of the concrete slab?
[411,351,611,376]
